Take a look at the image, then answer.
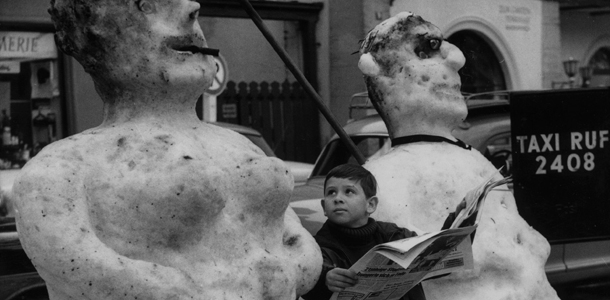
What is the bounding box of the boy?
[303,164,463,300]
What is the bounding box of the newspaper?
[330,175,512,300]
[449,175,513,229]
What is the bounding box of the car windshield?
[241,133,276,157]
[311,136,390,177]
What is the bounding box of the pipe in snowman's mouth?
[176,46,220,57]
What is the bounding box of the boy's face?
[321,178,378,228]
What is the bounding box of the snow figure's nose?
[188,0,200,20]
[441,41,465,72]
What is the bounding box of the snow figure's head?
[49,0,216,101]
[358,12,467,138]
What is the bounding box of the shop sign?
[499,5,531,32]
[222,103,237,119]
[510,88,610,242]
[0,32,57,60]
[0,60,20,74]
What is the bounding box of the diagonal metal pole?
[237,0,366,165]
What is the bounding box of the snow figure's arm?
[300,245,336,300]
[283,207,323,296]
[14,167,199,299]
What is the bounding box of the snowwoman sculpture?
[358,12,559,299]
[12,0,320,299]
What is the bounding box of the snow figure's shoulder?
[366,142,494,179]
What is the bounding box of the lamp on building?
[563,57,579,88]
[579,65,593,88]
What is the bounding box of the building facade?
[328,0,610,134]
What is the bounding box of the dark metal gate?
[217,80,320,163]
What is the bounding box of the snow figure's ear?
[358,52,380,76]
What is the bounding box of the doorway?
[447,30,507,94]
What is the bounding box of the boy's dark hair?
[324,164,378,198]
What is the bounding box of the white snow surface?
[366,143,559,300]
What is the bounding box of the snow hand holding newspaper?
[330,175,513,300]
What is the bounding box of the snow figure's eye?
[414,35,442,60]
[429,39,441,50]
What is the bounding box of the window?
[311,136,389,177]
[0,31,66,169]
[589,47,610,76]
[484,132,512,176]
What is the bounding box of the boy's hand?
[326,267,358,292]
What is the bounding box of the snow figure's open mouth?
[166,35,220,57]
[174,46,220,57]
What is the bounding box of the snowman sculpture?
[12,0,321,299]
[358,12,559,299]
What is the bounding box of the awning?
[0,31,57,74]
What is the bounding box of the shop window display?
[0,31,65,169]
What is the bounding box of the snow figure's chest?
[81,130,293,254]
[365,143,496,232]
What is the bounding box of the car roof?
[349,91,509,117]
[211,121,261,136]
[335,97,511,152]
[342,114,387,136]
[341,99,509,136]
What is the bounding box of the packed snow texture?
[13,1,321,299]
[361,12,559,300]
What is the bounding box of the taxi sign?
[510,88,610,242]
[206,54,228,96]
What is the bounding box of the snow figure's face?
[50,0,216,97]
[359,12,467,137]
[322,177,377,228]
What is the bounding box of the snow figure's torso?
[21,1,322,298]
[365,143,559,300]
[14,121,321,299]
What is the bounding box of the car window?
[483,132,512,176]
[241,133,276,157]
[311,136,389,177]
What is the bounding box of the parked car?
[289,91,610,299]
[213,121,314,186]
[291,92,512,235]
[290,91,513,258]
[0,219,47,300]
[0,121,313,299]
